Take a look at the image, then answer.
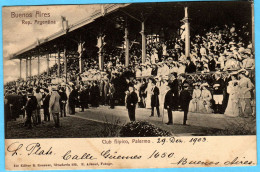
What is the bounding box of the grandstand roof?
[9,4,130,60]
[9,1,252,60]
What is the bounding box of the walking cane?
[161,107,164,123]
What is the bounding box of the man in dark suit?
[208,54,216,71]
[43,89,50,121]
[69,86,78,114]
[79,86,88,112]
[91,81,100,107]
[104,80,109,105]
[178,73,189,91]
[99,80,105,105]
[179,83,192,125]
[5,89,22,121]
[150,80,160,117]
[185,58,196,73]
[126,85,138,121]
[139,79,147,108]
[168,72,179,111]
[151,64,158,76]
[59,87,68,116]
[24,88,38,129]
[108,82,115,109]
[164,86,174,125]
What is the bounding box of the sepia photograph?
[3,1,256,139]
[2,1,258,170]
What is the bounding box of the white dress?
[224,82,240,117]
[145,83,152,109]
[66,86,72,114]
[159,82,169,112]
[189,89,201,112]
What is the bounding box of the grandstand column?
[29,57,32,80]
[37,55,40,78]
[125,27,129,67]
[140,22,146,64]
[98,50,104,71]
[78,42,84,74]
[79,56,83,73]
[26,58,28,80]
[58,51,61,77]
[184,7,190,57]
[46,54,49,76]
[19,59,22,79]
[64,48,67,83]
[97,34,104,71]
[252,3,255,52]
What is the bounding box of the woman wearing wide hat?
[224,72,240,117]
[189,82,201,113]
[198,83,213,113]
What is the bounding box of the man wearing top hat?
[164,84,174,125]
[24,88,38,129]
[168,72,179,111]
[179,83,192,125]
[126,85,138,121]
[150,80,160,117]
[59,86,68,116]
[108,82,115,109]
[69,85,78,114]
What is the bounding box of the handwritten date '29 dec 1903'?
[157,137,207,145]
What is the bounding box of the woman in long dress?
[189,83,201,112]
[158,78,169,114]
[224,76,240,117]
[66,84,72,115]
[145,79,153,109]
[198,83,213,113]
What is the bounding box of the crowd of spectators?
[4,23,256,129]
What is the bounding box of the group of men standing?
[125,73,192,125]
[10,85,68,129]
[68,81,116,114]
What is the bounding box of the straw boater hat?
[230,71,238,76]
[213,84,220,88]
[244,49,251,55]
[168,57,173,61]
[215,71,222,76]
[51,85,58,91]
[193,82,200,87]
[238,69,249,76]
[200,83,209,88]
[183,83,189,87]
[163,75,169,80]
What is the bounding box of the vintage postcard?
[3,0,257,170]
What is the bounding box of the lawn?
[5,116,110,139]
